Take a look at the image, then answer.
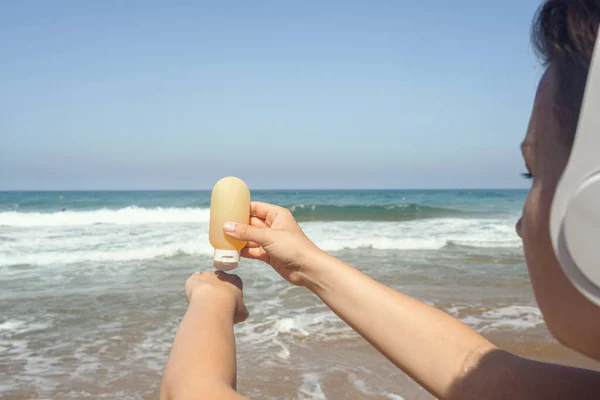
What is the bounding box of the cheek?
[520,188,539,243]
[521,184,548,281]
[521,179,553,247]
[521,180,563,308]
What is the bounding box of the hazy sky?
[1,0,545,190]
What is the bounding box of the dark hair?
[532,0,600,144]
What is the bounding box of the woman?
[161,1,600,398]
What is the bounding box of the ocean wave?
[0,207,211,227]
[287,203,464,222]
[302,218,521,252]
[0,240,212,266]
[444,240,521,249]
[450,305,544,332]
[0,218,520,266]
[0,203,472,227]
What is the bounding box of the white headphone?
[550,32,600,306]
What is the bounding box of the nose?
[515,217,523,238]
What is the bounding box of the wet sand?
[4,335,599,400]
[236,336,600,400]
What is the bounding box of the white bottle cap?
[213,249,240,271]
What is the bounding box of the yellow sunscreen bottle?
[209,176,251,271]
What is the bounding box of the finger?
[250,202,277,219]
[224,222,273,246]
[240,247,270,263]
[250,216,267,228]
[251,202,289,227]
[245,241,262,248]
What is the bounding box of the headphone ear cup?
[562,175,600,293]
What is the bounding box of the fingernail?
[223,222,236,232]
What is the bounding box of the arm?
[305,252,600,399]
[224,202,600,400]
[160,271,247,400]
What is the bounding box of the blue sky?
[1,0,545,190]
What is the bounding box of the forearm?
[161,296,242,400]
[304,252,497,399]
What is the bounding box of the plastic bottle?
[209,176,251,271]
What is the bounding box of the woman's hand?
[185,270,249,324]
[223,202,326,287]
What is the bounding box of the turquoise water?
[0,190,541,399]
[0,188,525,214]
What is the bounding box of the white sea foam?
[0,320,27,333]
[236,306,354,346]
[0,208,521,266]
[304,218,521,251]
[288,204,317,212]
[0,188,524,276]
[0,240,212,266]
[349,372,385,397]
[0,207,210,227]
[386,395,406,400]
[273,318,311,337]
[298,373,327,400]
[453,305,544,332]
[0,319,52,337]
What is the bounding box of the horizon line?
[0,187,529,192]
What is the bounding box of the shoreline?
[3,334,599,400]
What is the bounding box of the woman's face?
[517,62,600,360]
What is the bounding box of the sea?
[0,189,565,399]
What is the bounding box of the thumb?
[223,222,272,246]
